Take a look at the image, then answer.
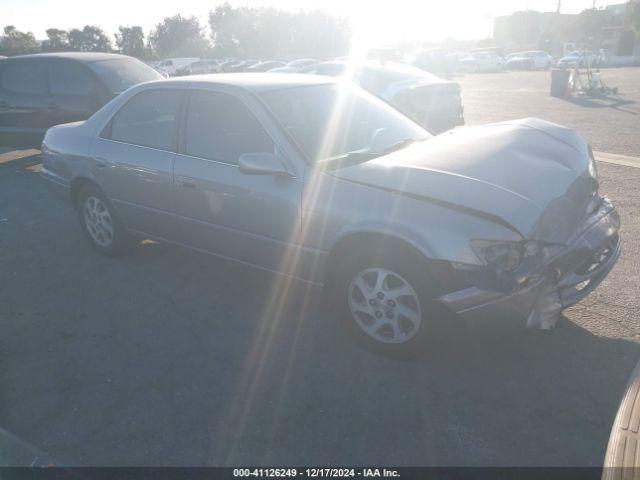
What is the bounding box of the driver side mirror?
[238,152,293,177]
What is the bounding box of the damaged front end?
[439,197,620,330]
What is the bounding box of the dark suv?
[0,52,163,146]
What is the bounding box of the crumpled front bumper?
[438,198,620,329]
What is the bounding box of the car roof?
[2,52,133,63]
[146,73,336,93]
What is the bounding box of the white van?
[154,57,200,76]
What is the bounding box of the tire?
[330,243,442,357]
[76,184,131,256]
[602,359,640,478]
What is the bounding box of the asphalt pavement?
[458,67,640,157]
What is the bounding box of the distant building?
[493,3,637,56]
[493,10,578,54]
[601,3,637,56]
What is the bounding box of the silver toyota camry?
[41,74,620,354]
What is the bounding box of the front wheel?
[77,184,130,256]
[331,246,440,356]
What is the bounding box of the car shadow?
[559,95,638,115]
[102,240,640,467]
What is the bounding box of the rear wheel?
[331,245,441,356]
[77,184,130,256]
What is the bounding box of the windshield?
[260,83,429,165]
[87,58,163,94]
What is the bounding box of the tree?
[149,15,210,58]
[208,4,350,59]
[116,26,145,58]
[287,10,351,59]
[208,3,250,57]
[44,28,69,51]
[0,25,40,56]
[68,25,112,52]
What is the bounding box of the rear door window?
[0,60,47,95]
[49,60,94,96]
[108,89,182,151]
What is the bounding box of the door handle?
[0,101,9,110]
[181,181,197,189]
[46,102,61,111]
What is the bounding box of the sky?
[2,0,625,46]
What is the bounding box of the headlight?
[470,240,541,272]
[471,240,522,271]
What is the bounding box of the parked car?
[247,61,286,72]
[268,58,318,73]
[598,51,640,67]
[225,60,259,72]
[186,59,220,75]
[302,60,464,133]
[154,57,200,76]
[412,48,451,77]
[506,51,553,70]
[218,59,239,72]
[459,51,506,72]
[0,52,163,146]
[557,51,599,69]
[41,74,620,354]
[443,52,471,74]
[470,47,505,57]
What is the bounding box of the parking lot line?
[594,151,640,169]
[0,149,40,165]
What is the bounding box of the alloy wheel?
[348,267,422,344]
[83,196,114,247]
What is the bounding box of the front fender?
[331,220,438,261]
[305,171,523,269]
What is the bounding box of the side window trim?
[101,88,185,153]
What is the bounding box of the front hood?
[329,118,597,243]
